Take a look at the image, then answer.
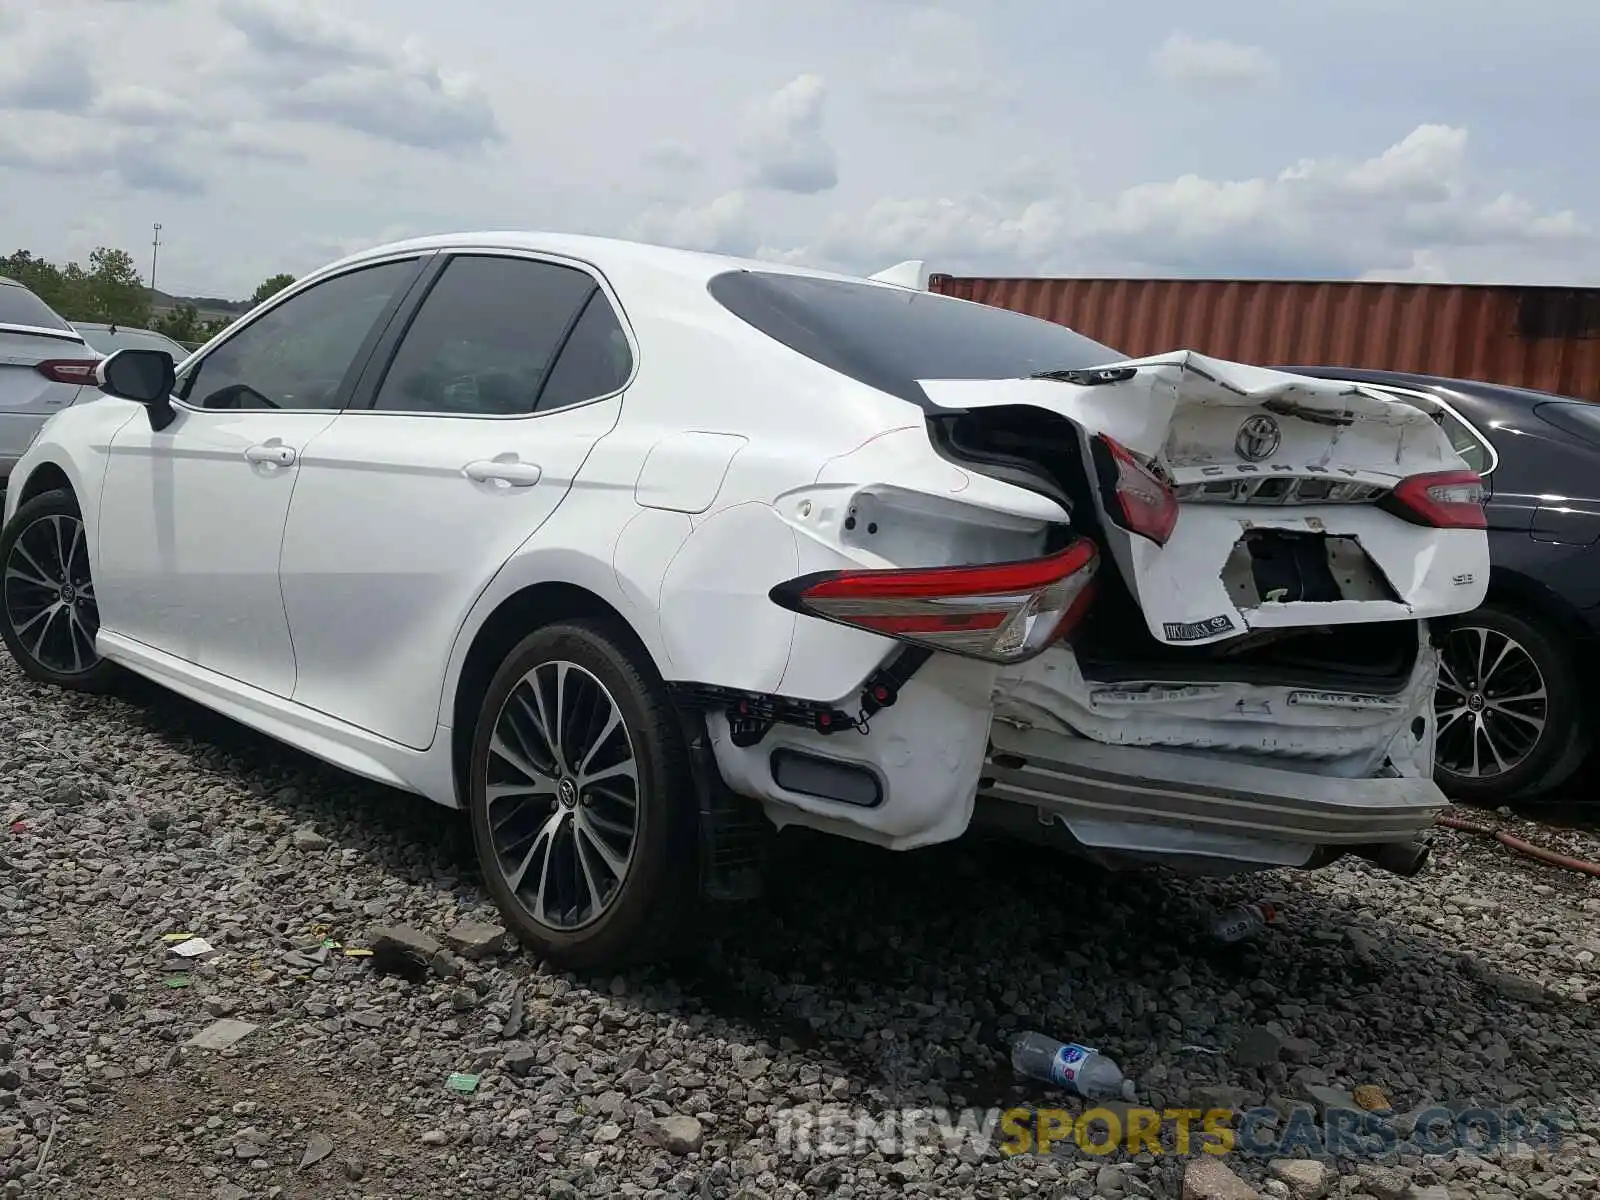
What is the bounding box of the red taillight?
[1381,469,1487,529]
[769,539,1100,664]
[1092,434,1179,545]
[35,359,101,385]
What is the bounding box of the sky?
[0,0,1597,300]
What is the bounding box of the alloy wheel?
[1,513,100,675]
[1435,624,1548,779]
[484,659,641,931]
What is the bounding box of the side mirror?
[96,348,177,432]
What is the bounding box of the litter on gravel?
[3,654,1600,1200]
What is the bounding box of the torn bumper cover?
[980,633,1443,873]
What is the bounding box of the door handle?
[244,443,296,466]
[464,460,542,487]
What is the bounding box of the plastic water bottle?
[1211,901,1278,944]
[1010,1031,1134,1101]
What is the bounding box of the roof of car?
[318,231,870,291]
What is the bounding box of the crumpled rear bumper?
[977,719,1444,873]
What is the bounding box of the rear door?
[0,282,98,470]
[277,250,635,750]
[919,351,1491,646]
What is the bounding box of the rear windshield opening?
[0,280,75,333]
[708,270,1123,404]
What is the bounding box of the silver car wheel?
[1435,624,1549,779]
[483,659,641,931]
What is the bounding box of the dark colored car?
[1286,365,1600,804]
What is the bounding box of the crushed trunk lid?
[919,350,1491,646]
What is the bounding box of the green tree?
[81,247,151,326]
[0,250,71,314]
[1,246,151,326]
[251,273,296,305]
[153,302,202,343]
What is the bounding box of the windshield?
[0,280,75,332]
[708,270,1123,404]
[74,325,188,358]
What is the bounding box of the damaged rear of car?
[704,268,1489,880]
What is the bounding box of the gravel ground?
[3,653,1600,1200]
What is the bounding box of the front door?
[94,256,426,696]
[279,251,635,749]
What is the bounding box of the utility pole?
[150,223,163,296]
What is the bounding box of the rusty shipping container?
[927,276,1600,403]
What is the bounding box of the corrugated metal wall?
[927,276,1600,402]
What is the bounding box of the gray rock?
[644,1114,705,1156]
[419,1130,447,1146]
[185,1019,259,1051]
[1236,1026,1284,1068]
[1268,1159,1330,1199]
[443,920,508,960]
[1353,1165,1411,1200]
[291,827,330,851]
[1184,1157,1262,1199]
[300,1131,334,1168]
[1097,1163,1126,1196]
[368,925,444,967]
[503,1045,539,1077]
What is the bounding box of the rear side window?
[707,270,1122,403]
[1372,387,1494,475]
[371,255,603,416]
[536,291,632,411]
[0,281,74,332]
[1535,400,1600,448]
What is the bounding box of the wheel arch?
[11,460,75,508]
[1482,565,1596,646]
[446,578,663,808]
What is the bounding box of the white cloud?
[794,125,1589,283]
[865,8,1014,129]
[739,74,838,195]
[215,0,503,152]
[1151,32,1280,91]
[0,0,1595,298]
[0,33,98,113]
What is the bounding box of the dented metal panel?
[927,276,1600,403]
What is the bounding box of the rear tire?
[1433,602,1586,804]
[0,488,117,692]
[466,618,701,971]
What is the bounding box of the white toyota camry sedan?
[0,233,1491,968]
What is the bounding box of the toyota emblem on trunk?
[1235,414,1281,462]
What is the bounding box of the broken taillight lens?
[1091,434,1179,545]
[1380,469,1487,530]
[769,539,1100,664]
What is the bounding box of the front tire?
[0,488,116,692]
[1433,602,1587,804]
[466,618,700,970]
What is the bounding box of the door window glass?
[370,256,599,416]
[179,260,416,411]
[536,292,633,411]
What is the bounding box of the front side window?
[371,255,604,416]
[708,270,1124,403]
[179,260,417,411]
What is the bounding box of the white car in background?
[0,277,101,487]
[72,322,191,364]
[0,233,1491,968]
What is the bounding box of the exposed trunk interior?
[927,404,1424,694]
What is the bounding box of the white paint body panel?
[1,233,1489,874]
